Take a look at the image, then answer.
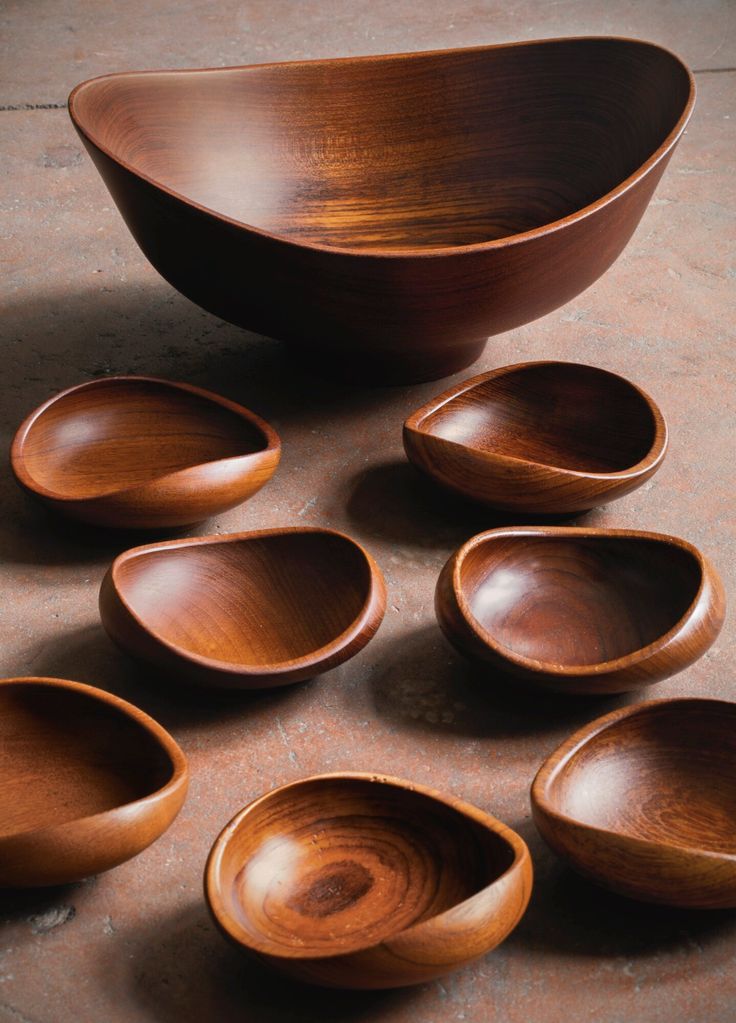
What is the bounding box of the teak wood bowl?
[436,527,724,695]
[100,528,386,689]
[531,699,736,907]
[11,376,280,529]
[0,677,187,888]
[205,773,532,988]
[404,361,667,513]
[69,38,694,383]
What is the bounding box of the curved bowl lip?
[10,374,281,504]
[449,526,709,677]
[404,360,668,481]
[107,526,386,678]
[531,696,736,862]
[204,770,530,961]
[0,675,189,842]
[68,35,696,260]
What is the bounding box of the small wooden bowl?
[436,527,724,695]
[532,698,736,907]
[11,376,280,528]
[100,528,386,689]
[0,677,187,888]
[205,773,532,988]
[404,361,667,513]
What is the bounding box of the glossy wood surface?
[404,361,667,513]
[436,527,725,695]
[69,38,694,382]
[532,699,736,907]
[100,527,386,689]
[0,677,187,888]
[205,773,532,988]
[11,376,280,528]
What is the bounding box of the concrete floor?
[1,2,734,1021]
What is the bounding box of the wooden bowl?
[205,773,532,988]
[11,376,280,529]
[436,527,724,695]
[0,676,187,888]
[69,38,694,383]
[99,528,386,689]
[404,361,667,513]
[532,698,736,907]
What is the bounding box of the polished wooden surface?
[69,38,694,381]
[436,527,725,694]
[205,773,532,988]
[100,527,387,689]
[0,676,188,888]
[532,698,736,907]
[404,361,667,512]
[11,375,280,528]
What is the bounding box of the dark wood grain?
[0,676,188,888]
[404,361,667,513]
[69,38,694,382]
[436,527,725,695]
[205,773,532,988]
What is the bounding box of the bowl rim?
[204,771,530,960]
[68,36,696,260]
[10,374,281,503]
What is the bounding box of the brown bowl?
[205,773,532,988]
[532,698,736,907]
[436,527,725,695]
[0,676,187,887]
[100,528,387,689]
[69,38,693,383]
[11,376,280,528]
[404,361,667,513]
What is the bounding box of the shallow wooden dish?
[404,361,667,513]
[69,38,693,383]
[532,699,736,907]
[11,376,280,529]
[0,677,187,888]
[100,528,386,689]
[436,527,724,695]
[205,772,532,988]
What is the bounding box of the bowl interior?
[20,379,267,499]
[0,682,174,837]
[72,39,690,250]
[213,777,514,956]
[461,534,701,667]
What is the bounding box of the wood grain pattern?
[205,773,532,988]
[11,376,280,528]
[69,38,694,382]
[404,361,667,513]
[436,527,725,695]
[99,527,387,689]
[531,698,736,907]
[0,676,188,888]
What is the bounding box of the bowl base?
[290,337,488,385]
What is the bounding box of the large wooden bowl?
[436,527,725,695]
[205,773,532,988]
[69,38,694,383]
[531,699,736,907]
[0,677,188,887]
[11,376,280,528]
[99,528,386,689]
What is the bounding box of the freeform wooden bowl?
[404,362,667,513]
[69,38,694,383]
[0,677,187,888]
[11,376,280,529]
[205,773,532,988]
[100,528,386,689]
[436,527,725,695]
[532,699,736,907]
